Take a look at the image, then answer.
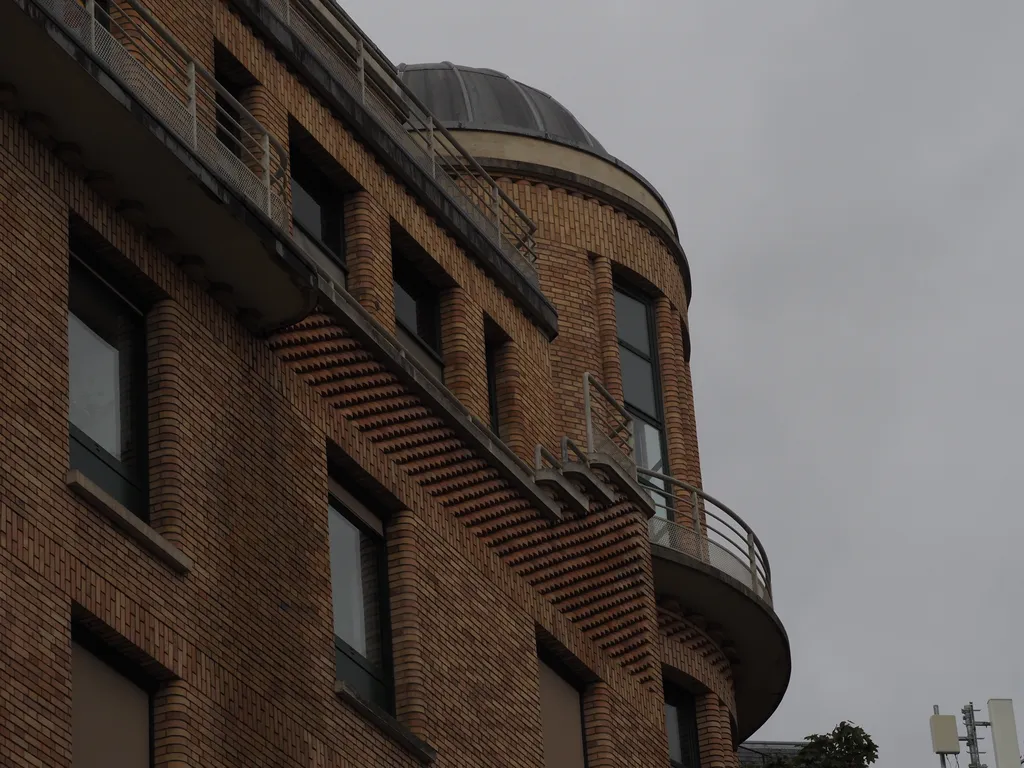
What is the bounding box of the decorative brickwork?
[0,0,770,763]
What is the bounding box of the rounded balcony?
[641,471,791,740]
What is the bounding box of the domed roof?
[398,62,611,159]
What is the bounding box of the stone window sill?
[66,470,192,575]
[334,680,436,764]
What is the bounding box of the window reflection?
[328,504,381,664]
[614,289,650,355]
[68,313,122,459]
[614,284,670,515]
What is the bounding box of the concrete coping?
[66,470,192,575]
[334,680,437,763]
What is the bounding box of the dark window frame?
[392,254,443,367]
[213,43,257,163]
[290,150,346,271]
[328,493,394,714]
[484,318,509,438]
[486,339,501,436]
[614,283,671,482]
[68,251,149,519]
[665,685,701,768]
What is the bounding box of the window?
[614,285,670,515]
[68,254,148,518]
[484,319,509,437]
[538,660,587,768]
[215,88,244,161]
[392,254,442,379]
[91,0,111,29]
[213,44,256,162]
[329,482,392,712]
[486,338,501,435]
[290,150,346,282]
[72,641,151,768]
[665,687,701,768]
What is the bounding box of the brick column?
[152,679,193,768]
[655,297,702,490]
[439,287,488,423]
[583,681,615,768]
[498,341,531,462]
[697,693,739,768]
[388,509,428,738]
[345,192,394,330]
[147,300,186,549]
[591,253,623,403]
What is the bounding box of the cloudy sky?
[338,2,1024,765]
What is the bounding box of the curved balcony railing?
[579,371,772,602]
[641,469,772,604]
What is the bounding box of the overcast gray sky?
[338,2,1024,765]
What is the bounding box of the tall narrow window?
[329,482,392,712]
[538,660,588,768]
[484,318,509,438]
[614,285,670,515]
[290,149,346,285]
[213,44,256,162]
[68,253,148,517]
[665,687,701,768]
[486,338,501,435]
[393,253,442,379]
[72,641,151,768]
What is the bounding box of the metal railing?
[583,372,635,474]
[41,0,289,225]
[579,372,772,602]
[642,469,772,603]
[262,0,539,282]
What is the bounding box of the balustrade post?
[427,116,435,178]
[356,39,366,105]
[261,133,271,216]
[85,0,95,50]
[186,61,197,150]
[492,185,501,239]
[583,375,595,454]
[747,530,758,595]
[690,490,702,537]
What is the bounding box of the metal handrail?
[640,468,772,602]
[48,0,289,224]
[583,372,634,470]
[262,0,539,281]
[534,443,561,471]
[578,372,773,601]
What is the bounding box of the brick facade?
[0,0,767,764]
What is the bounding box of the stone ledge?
[334,680,437,764]
[66,470,192,575]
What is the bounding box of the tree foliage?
[763,722,879,768]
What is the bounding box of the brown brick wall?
[0,0,751,764]
[0,105,677,767]
[212,3,557,459]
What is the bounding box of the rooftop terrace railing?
[264,0,539,283]
[42,0,290,225]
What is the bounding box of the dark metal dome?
[398,62,611,159]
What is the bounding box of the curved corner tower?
[403,61,791,745]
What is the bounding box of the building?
[0,0,791,764]
[739,741,807,766]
